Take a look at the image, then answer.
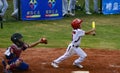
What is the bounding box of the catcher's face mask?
[15,38,24,47]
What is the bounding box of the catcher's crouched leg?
[17,62,29,70]
[14,59,29,70]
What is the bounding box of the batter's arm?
[85,28,95,35]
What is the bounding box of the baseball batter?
[51,18,95,68]
[62,0,76,16]
[2,33,47,73]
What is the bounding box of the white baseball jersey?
[54,29,87,64]
[72,29,85,47]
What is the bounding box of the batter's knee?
[81,53,87,59]
[83,53,87,58]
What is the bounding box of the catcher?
[2,33,47,73]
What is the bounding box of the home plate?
[72,71,89,73]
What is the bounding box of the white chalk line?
[88,54,120,57]
[109,64,120,68]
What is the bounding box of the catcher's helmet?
[11,33,24,47]
[71,18,83,29]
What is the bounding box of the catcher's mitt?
[40,38,47,44]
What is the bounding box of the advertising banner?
[20,0,62,20]
[102,0,120,15]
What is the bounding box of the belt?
[73,45,79,48]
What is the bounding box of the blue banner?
[20,0,62,20]
[102,0,120,15]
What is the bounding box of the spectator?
[85,0,99,15]
[11,0,18,19]
[62,0,77,17]
[0,0,8,18]
[68,0,76,16]
[62,0,68,16]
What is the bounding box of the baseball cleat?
[73,63,83,68]
[51,62,59,68]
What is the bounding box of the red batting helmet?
[71,18,83,29]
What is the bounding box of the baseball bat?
[92,21,96,36]
[92,21,95,28]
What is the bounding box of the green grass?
[0,0,120,50]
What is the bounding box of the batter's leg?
[73,47,87,65]
[54,44,75,63]
[51,44,75,68]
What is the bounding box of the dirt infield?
[0,48,120,73]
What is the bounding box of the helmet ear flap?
[71,18,83,29]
